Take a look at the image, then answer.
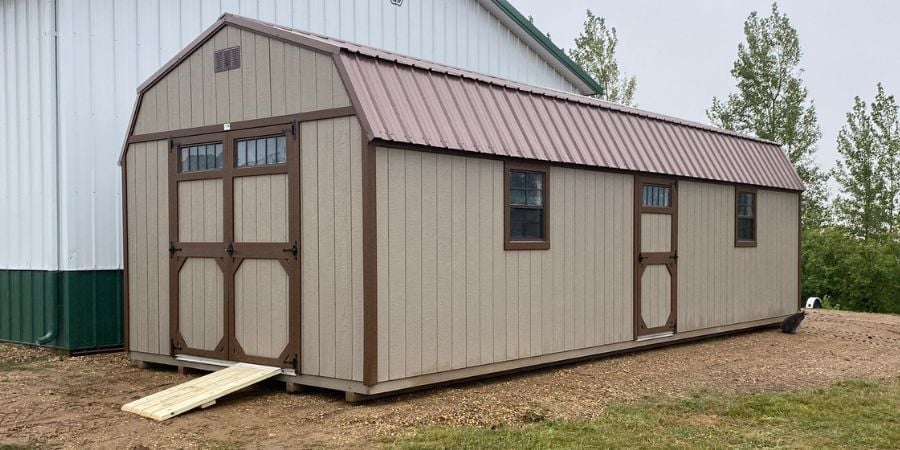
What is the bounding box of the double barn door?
[168,123,300,368]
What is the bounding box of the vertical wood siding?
[177,179,224,243]
[178,258,225,351]
[234,174,289,243]
[678,182,799,331]
[300,116,364,381]
[125,141,169,354]
[235,259,289,359]
[375,148,634,382]
[133,26,350,135]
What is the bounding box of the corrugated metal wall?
[39,0,578,271]
[0,0,58,270]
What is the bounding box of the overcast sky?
[514,0,900,191]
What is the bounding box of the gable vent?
[214,46,241,72]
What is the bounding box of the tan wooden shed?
[120,14,803,399]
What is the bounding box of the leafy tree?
[568,10,637,106]
[832,86,897,240]
[802,227,900,313]
[707,3,827,226]
[870,84,900,232]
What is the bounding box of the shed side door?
[634,177,677,337]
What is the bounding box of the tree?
[832,84,899,239]
[568,10,637,106]
[707,3,826,226]
[870,84,900,232]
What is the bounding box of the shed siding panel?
[300,117,364,382]
[177,179,223,243]
[677,182,799,332]
[375,148,634,382]
[124,141,169,355]
[133,26,349,135]
[233,175,289,243]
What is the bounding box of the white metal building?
[0,0,600,351]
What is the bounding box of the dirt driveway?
[1,309,898,449]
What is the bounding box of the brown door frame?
[169,121,301,369]
[633,176,678,338]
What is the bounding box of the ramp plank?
[122,363,281,421]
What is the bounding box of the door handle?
[225,242,234,256]
[283,241,298,256]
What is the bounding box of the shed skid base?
[129,315,787,399]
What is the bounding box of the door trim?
[633,176,678,338]
[168,122,301,369]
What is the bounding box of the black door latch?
[283,241,298,256]
[225,242,234,256]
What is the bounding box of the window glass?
[642,184,671,207]
[236,135,287,167]
[736,191,756,241]
[179,143,223,173]
[509,170,545,241]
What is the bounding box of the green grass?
[385,378,900,449]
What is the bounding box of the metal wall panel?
[45,0,577,270]
[0,0,58,270]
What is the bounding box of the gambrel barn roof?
[126,14,805,192]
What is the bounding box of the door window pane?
[642,184,671,207]
[179,143,224,173]
[235,135,287,167]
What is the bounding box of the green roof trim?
[491,0,604,96]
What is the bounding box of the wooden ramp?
[122,363,281,421]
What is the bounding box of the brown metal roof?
[334,48,804,191]
[125,14,805,191]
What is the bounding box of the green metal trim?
[490,0,604,96]
[0,269,123,352]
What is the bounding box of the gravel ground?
[1,309,898,449]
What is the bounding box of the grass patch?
[386,378,900,449]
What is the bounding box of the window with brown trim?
[735,188,757,247]
[236,135,286,167]
[504,161,550,250]
[179,143,223,172]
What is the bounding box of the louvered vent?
[214,46,241,72]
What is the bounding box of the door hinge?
[282,241,298,257]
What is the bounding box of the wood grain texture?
[677,182,800,332]
[374,148,634,382]
[134,25,350,135]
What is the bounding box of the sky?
[513,0,900,193]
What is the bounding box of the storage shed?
[121,14,803,399]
